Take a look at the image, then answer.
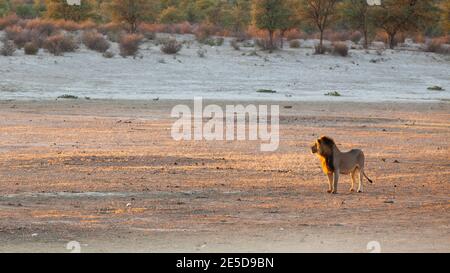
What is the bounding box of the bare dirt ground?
[0,99,449,252]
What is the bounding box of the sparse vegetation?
[197,48,207,58]
[255,38,278,51]
[43,34,78,56]
[257,89,277,93]
[332,42,349,57]
[102,51,115,58]
[325,91,342,96]
[24,42,39,55]
[160,38,182,54]
[82,30,110,53]
[0,39,16,56]
[57,94,78,99]
[425,38,450,55]
[289,40,300,48]
[427,86,445,91]
[119,34,143,57]
[230,39,240,50]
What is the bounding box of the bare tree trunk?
[388,32,396,49]
[319,30,324,54]
[269,30,274,51]
[280,30,285,49]
[363,29,368,49]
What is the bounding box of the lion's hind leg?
[350,169,357,192]
[357,168,364,193]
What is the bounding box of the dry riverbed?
[0,99,449,252]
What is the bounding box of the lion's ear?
[317,139,321,143]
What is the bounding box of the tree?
[45,0,94,21]
[0,0,11,17]
[109,0,160,33]
[300,0,338,54]
[229,0,251,34]
[372,0,439,49]
[439,0,450,34]
[252,0,291,50]
[341,0,374,49]
[278,0,301,48]
[159,5,184,23]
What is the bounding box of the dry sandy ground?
[0,99,449,252]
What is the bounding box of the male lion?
[311,136,373,194]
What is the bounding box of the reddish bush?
[79,20,96,30]
[285,29,302,41]
[332,42,349,56]
[173,21,193,34]
[349,31,362,43]
[194,23,219,42]
[119,34,143,57]
[54,20,81,32]
[98,22,124,34]
[82,30,110,53]
[4,25,24,41]
[138,24,156,40]
[0,14,20,30]
[43,34,78,55]
[25,19,58,36]
[425,37,450,54]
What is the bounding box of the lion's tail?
[363,171,373,183]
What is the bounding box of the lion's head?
[311,136,335,173]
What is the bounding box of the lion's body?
[311,136,373,194]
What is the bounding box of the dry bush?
[54,20,81,32]
[5,26,43,48]
[98,22,124,34]
[425,37,450,54]
[0,40,16,56]
[230,39,240,50]
[247,25,271,39]
[102,51,115,58]
[24,42,39,55]
[119,34,143,57]
[172,22,193,34]
[5,25,23,41]
[374,30,388,44]
[349,31,362,43]
[25,19,58,36]
[138,24,156,40]
[412,33,426,44]
[324,30,353,42]
[197,48,207,57]
[289,40,301,48]
[82,30,110,53]
[160,38,182,54]
[255,38,278,51]
[374,31,405,47]
[43,34,78,55]
[194,23,218,43]
[233,31,251,42]
[79,21,96,30]
[332,42,349,56]
[0,14,20,30]
[285,29,302,41]
[314,43,332,54]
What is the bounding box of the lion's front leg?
[332,171,339,194]
[327,173,333,193]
